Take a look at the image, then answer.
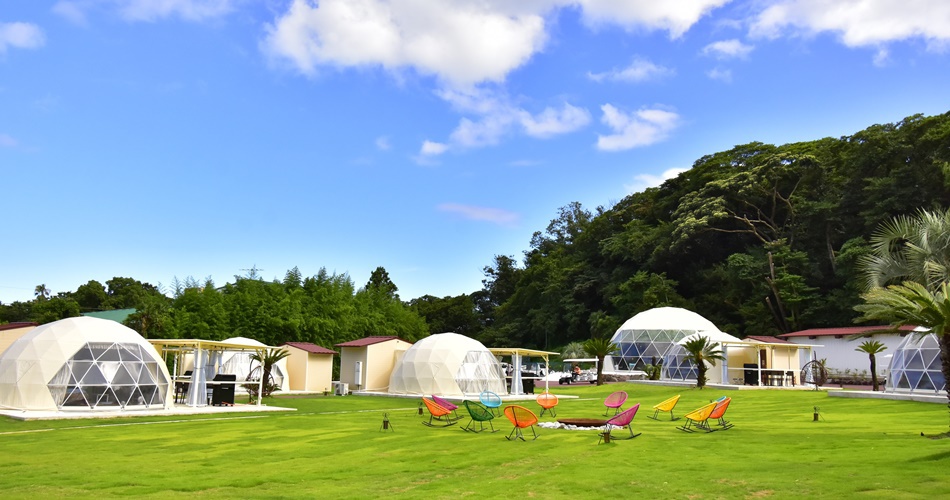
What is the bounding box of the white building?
[778,325,919,379]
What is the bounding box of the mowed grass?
[0,384,947,499]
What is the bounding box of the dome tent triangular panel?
[388,333,506,397]
[0,317,173,411]
[886,332,946,394]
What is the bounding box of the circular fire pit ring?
[557,418,607,428]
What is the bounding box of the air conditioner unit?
[333,382,348,396]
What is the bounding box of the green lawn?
[0,384,946,499]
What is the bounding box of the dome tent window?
[47,342,168,409]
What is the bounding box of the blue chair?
[479,390,503,416]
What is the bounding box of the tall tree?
[854,340,886,391]
[365,266,399,299]
[34,284,50,301]
[583,337,617,386]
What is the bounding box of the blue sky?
[2,1,950,304]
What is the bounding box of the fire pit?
[557,418,607,428]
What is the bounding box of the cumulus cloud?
[262,0,548,87]
[519,103,591,138]
[576,0,731,38]
[438,203,520,226]
[625,167,688,193]
[750,0,950,47]
[0,22,45,53]
[596,105,680,151]
[263,1,730,86]
[588,57,673,83]
[419,140,448,156]
[702,39,754,59]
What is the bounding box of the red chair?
[604,391,627,416]
[504,405,540,441]
[708,397,733,430]
[421,397,457,427]
[536,392,558,418]
[599,403,641,443]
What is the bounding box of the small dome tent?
[886,331,946,394]
[219,337,289,392]
[609,307,726,372]
[0,317,172,411]
[388,333,506,396]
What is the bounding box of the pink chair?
[604,391,627,416]
[599,403,641,443]
[432,395,462,421]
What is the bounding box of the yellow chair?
[677,402,718,432]
[648,394,681,421]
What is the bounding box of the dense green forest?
[3,112,950,351]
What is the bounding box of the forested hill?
[3,112,950,352]
[466,111,950,349]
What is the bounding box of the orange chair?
[504,405,540,441]
[677,402,718,433]
[421,397,457,427]
[709,397,733,430]
[536,392,558,417]
[648,394,681,421]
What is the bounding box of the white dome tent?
[886,331,946,394]
[388,333,506,397]
[608,307,726,372]
[0,317,172,411]
[219,337,289,393]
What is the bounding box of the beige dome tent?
[0,317,172,411]
[388,332,506,396]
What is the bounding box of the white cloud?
[750,0,950,47]
[262,0,548,86]
[438,203,519,226]
[706,67,732,82]
[0,134,17,148]
[519,103,591,138]
[702,39,753,59]
[263,1,731,86]
[625,167,688,193]
[116,0,234,22]
[588,57,673,83]
[596,105,680,151]
[576,0,731,38]
[0,22,45,53]
[419,140,448,156]
[375,136,391,150]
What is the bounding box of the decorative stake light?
[813,406,820,422]
[380,412,393,432]
[324,387,329,397]
[418,402,424,415]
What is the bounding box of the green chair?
[462,400,497,433]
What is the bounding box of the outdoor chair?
[479,390,503,416]
[599,403,641,443]
[677,402,718,433]
[536,392,558,418]
[421,397,457,427]
[648,394,681,420]
[503,405,540,441]
[432,395,462,421]
[604,391,627,416]
[708,397,733,430]
[462,400,498,433]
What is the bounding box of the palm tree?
[249,348,291,399]
[859,208,950,293]
[681,336,725,389]
[34,284,50,301]
[855,281,950,426]
[583,337,617,386]
[854,340,887,391]
[560,341,586,360]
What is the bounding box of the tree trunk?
[869,354,878,391]
[596,355,605,386]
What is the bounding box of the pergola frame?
[488,348,559,395]
[148,339,280,407]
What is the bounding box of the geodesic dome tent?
[219,337,289,392]
[388,332,506,396]
[886,332,946,394]
[608,307,726,372]
[0,317,172,411]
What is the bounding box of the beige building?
[0,322,38,356]
[282,342,336,392]
[335,336,412,392]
